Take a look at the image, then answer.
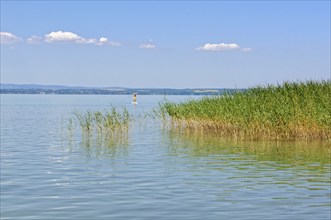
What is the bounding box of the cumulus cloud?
[99,37,108,43]
[1,31,120,47]
[196,43,240,51]
[95,37,108,46]
[0,32,21,45]
[139,43,156,49]
[44,31,119,46]
[95,37,121,46]
[45,31,94,44]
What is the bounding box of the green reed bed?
[65,107,131,158]
[69,107,131,139]
[161,81,331,141]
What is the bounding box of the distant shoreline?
[0,85,244,96]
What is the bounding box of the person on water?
[133,92,137,103]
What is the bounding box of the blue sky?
[1,1,330,88]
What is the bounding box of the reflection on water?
[165,130,331,167]
[65,123,129,160]
[63,108,131,160]
[82,134,129,160]
[162,130,331,216]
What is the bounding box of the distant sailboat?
[132,92,138,104]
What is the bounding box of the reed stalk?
[161,80,331,141]
[71,107,131,138]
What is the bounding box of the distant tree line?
[0,88,243,95]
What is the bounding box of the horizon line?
[0,82,246,90]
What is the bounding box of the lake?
[1,94,330,220]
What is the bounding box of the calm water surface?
[1,95,330,220]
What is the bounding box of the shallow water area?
[1,94,330,220]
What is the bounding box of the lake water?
[1,94,330,220]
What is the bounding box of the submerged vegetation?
[166,131,331,166]
[67,107,131,150]
[71,107,131,135]
[161,81,331,141]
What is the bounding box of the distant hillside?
[1,83,103,90]
[0,83,243,95]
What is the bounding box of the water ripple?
[1,95,330,220]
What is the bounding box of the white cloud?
[95,38,121,46]
[242,48,253,52]
[45,31,94,44]
[99,37,108,43]
[95,37,108,46]
[139,43,156,49]
[44,31,120,46]
[27,35,43,44]
[196,43,240,51]
[0,32,21,45]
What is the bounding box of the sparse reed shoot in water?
[161,81,331,141]
[71,107,131,138]
[65,107,131,158]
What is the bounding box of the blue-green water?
[1,95,330,220]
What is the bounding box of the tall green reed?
[71,107,131,138]
[160,81,331,141]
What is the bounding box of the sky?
[1,1,330,88]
